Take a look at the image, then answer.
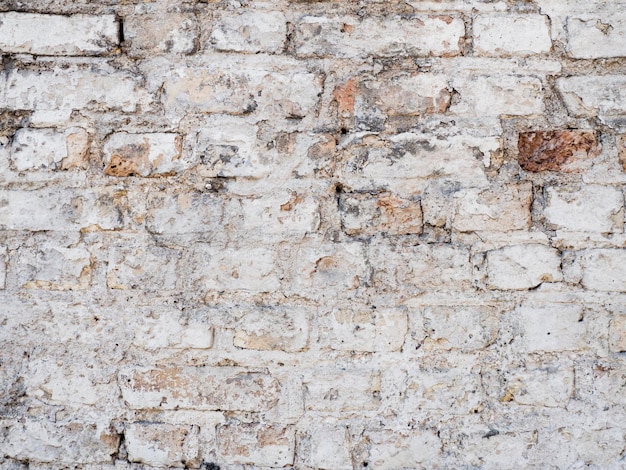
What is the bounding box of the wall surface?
[1,0,626,468]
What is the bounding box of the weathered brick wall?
[1,0,626,468]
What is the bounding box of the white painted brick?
[125,423,199,468]
[210,11,286,53]
[515,305,587,352]
[217,423,295,467]
[451,75,544,116]
[303,369,380,412]
[567,16,626,59]
[103,133,186,177]
[486,244,562,290]
[144,191,223,235]
[118,366,280,411]
[0,189,123,231]
[295,15,464,58]
[0,246,6,289]
[581,249,626,292]
[557,76,626,119]
[133,309,213,350]
[125,13,198,56]
[502,359,574,407]
[462,431,535,468]
[308,425,352,470]
[18,245,92,291]
[362,430,442,469]
[233,307,309,352]
[325,305,408,352]
[609,315,626,353]
[11,128,89,171]
[474,14,552,56]
[0,12,118,56]
[421,305,498,351]
[452,183,532,232]
[544,185,624,232]
[107,244,181,292]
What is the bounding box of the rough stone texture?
[2,1,626,469]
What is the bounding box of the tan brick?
[217,423,295,466]
[619,135,626,170]
[119,366,280,411]
[234,307,309,352]
[474,14,552,56]
[11,128,89,171]
[125,423,200,468]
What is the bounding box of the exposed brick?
[567,16,626,59]
[103,133,186,177]
[125,423,200,468]
[581,249,626,292]
[209,11,286,53]
[295,15,465,58]
[11,128,89,171]
[234,307,308,352]
[486,244,562,290]
[619,135,626,170]
[217,423,295,467]
[339,192,422,236]
[0,12,118,56]
[125,13,198,56]
[118,366,280,411]
[473,14,552,56]
[518,130,599,172]
[609,315,626,353]
[543,185,623,232]
[514,305,587,352]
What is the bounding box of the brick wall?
[1,0,626,468]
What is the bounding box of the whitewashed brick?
[451,75,544,116]
[217,423,295,467]
[452,183,532,232]
[515,305,587,352]
[0,246,6,290]
[462,431,535,469]
[103,133,186,177]
[486,244,562,290]
[11,128,89,171]
[0,12,118,56]
[119,366,280,411]
[125,13,198,56]
[308,425,352,470]
[296,15,464,58]
[502,360,574,407]
[581,249,626,292]
[126,423,199,468]
[144,191,223,235]
[325,305,408,352]
[303,369,380,412]
[609,315,626,353]
[107,244,181,292]
[0,189,123,231]
[474,14,552,56]
[557,76,626,119]
[210,11,286,53]
[567,16,626,59]
[133,309,213,350]
[361,430,442,469]
[234,307,309,352]
[18,245,91,291]
[421,306,498,351]
[544,185,624,232]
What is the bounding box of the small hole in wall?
[341,127,348,135]
[363,462,369,467]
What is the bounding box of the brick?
[421,306,498,351]
[557,76,626,119]
[499,359,574,407]
[217,423,295,467]
[2,66,150,113]
[118,366,280,411]
[339,192,422,236]
[0,419,119,464]
[619,135,626,170]
[133,308,214,350]
[233,307,309,352]
[325,306,408,352]
[107,244,181,292]
[103,133,186,177]
[308,425,352,470]
[18,245,92,291]
[210,11,286,53]
[567,16,626,59]
[461,431,535,468]
[585,361,626,406]
[518,130,599,172]
[303,369,380,412]
[452,183,532,232]
[473,14,552,56]
[543,185,624,232]
[451,75,544,116]
[0,189,124,231]
[581,249,626,292]
[295,15,464,58]
[125,423,199,468]
[360,430,442,469]
[486,244,562,290]
[0,246,6,290]
[11,128,89,171]
[0,12,118,56]
[609,315,626,353]
[144,191,223,235]
[125,13,198,56]
[514,305,587,352]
